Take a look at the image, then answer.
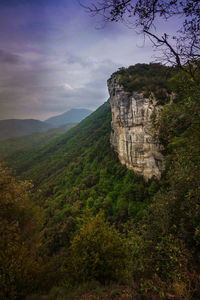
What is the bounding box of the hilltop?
[45,108,92,127]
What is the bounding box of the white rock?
[108,74,164,180]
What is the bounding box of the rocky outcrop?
[108,74,164,180]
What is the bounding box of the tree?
[81,0,200,82]
[65,211,129,285]
[127,66,200,299]
[0,164,44,299]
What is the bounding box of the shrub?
[66,211,130,285]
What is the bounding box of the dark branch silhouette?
[81,0,200,82]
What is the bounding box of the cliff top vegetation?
[114,63,177,104]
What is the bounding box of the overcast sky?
[0,0,167,120]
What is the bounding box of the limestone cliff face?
[108,74,164,180]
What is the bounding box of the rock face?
[108,74,164,180]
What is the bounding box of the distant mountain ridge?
[45,108,92,127]
[0,109,92,141]
[0,119,53,141]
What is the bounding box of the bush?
[0,164,45,299]
[65,211,130,285]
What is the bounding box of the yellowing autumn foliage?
[0,164,43,299]
[66,211,130,285]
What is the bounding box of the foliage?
[65,211,130,285]
[0,165,45,299]
[115,63,177,104]
[127,70,200,299]
[2,64,200,298]
[4,101,150,257]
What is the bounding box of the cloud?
[64,83,74,90]
[0,0,157,120]
[0,49,21,64]
[0,48,119,120]
[66,54,91,67]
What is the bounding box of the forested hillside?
[1,64,200,299]
[4,100,149,223]
[0,119,53,140]
[0,123,76,160]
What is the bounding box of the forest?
[1,62,200,299]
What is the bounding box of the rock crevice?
[108,74,164,180]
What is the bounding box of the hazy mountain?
[45,108,92,127]
[0,119,53,140]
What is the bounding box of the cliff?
[108,74,164,180]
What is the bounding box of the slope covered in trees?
[0,123,76,161]
[4,99,150,225]
[0,119,53,140]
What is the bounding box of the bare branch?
[83,0,200,82]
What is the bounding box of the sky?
[0,0,169,120]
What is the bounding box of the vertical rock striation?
[108,74,164,180]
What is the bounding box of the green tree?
[128,71,200,299]
[66,211,129,285]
